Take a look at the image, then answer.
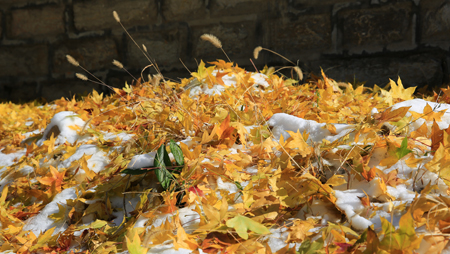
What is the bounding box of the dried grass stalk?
[66,55,79,67]
[75,73,88,81]
[142,44,148,53]
[200,34,222,48]
[112,60,124,69]
[253,46,263,59]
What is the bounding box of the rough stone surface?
[210,0,272,16]
[0,45,48,77]
[40,79,101,101]
[0,12,2,38]
[53,38,118,77]
[73,0,157,32]
[0,0,58,9]
[161,0,206,22]
[126,25,188,71]
[265,14,332,57]
[0,0,449,102]
[421,0,450,47]
[0,81,38,103]
[192,20,258,63]
[106,73,134,90]
[9,4,65,39]
[290,0,359,5]
[313,54,443,88]
[339,2,414,53]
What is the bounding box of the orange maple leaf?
[217,114,235,140]
[215,71,230,87]
[362,167,377,182]
[38,166,65,193]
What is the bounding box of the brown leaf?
[431,120,444,153]
[375,106,411,126]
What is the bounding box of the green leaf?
[380,216,395,237]
[76,219,109,230]
[48,203,67,222]
[29,227,56,251]
[353,228,368,246]
[396,137,412,159]
[363,227,380,254]
[226,214,270,240]
[297,238,324,254]
[126,230,148,254]
[161,144,172,167]
[170,139,184,167]
[155,144,173,190]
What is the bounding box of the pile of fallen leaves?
[1,60,450,253]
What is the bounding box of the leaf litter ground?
[1,61,450,253]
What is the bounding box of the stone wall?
[0,0,449,102]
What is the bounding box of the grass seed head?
[294,66,303,80]
[75,73,88,81]
[113,11,120,23]
[112,60,124,69]
[142,44,148,53]
[253,46,263,59]
[200,34,222,48]
[66,55,79,67]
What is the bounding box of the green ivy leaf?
[155,144,173,190]
[170,139,184,167]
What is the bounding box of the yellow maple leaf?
[80,154,97,180]
[172,214,198,250]
[29,227,55,251]
[285,130,311,157]
[126,230,149,254]
[410,103,447,122]
[389,77,416,101]
[62,144,78,160]
[286,218,315,242]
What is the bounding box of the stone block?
[126,25,188,71]
[0,0,59,9]
[73,0,157,32]
[53,37,118,77]
[339,2,414,53]
[264,14,332,59]
[0,44,48,77]
[209,0,272,17]
[8,4,65,39]
[191,20,258,63]
[106,73,134,90]
[277,0,360,15]
[0,81,39,103]
[161,0,206,22]
[313,53,443,88]
[290,0,358,5]
[40,78,101,102]
[421,0,450,48]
